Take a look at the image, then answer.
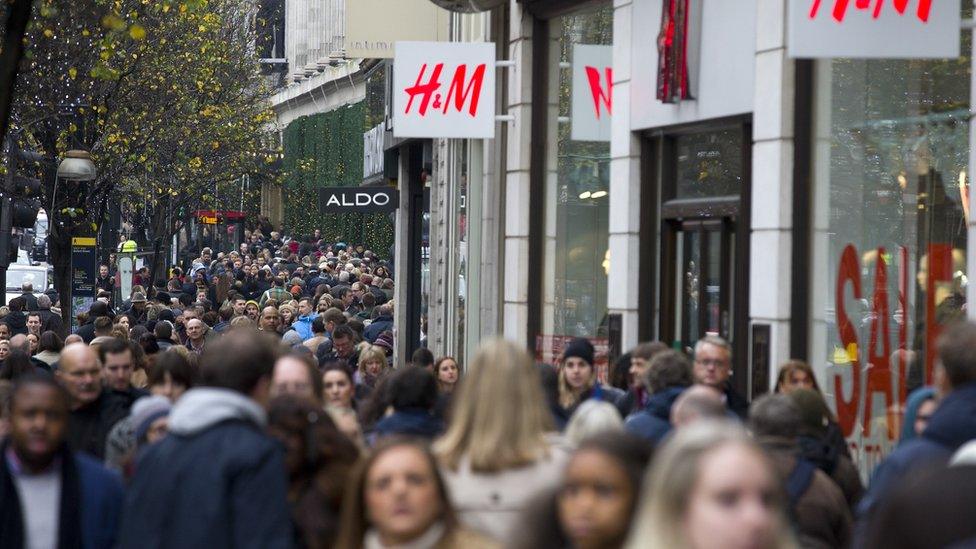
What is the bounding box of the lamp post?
[53,149,96,324]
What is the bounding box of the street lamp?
[57,150,96,181]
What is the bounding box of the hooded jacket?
[623,386,686,445]
[117,388,292,549]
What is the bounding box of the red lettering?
[809,0,932,22]
[864,248,895,439]
[897,246,908,410]
[584,66,613,119]
[925,244,953,385]
[443,63,486,117]
[404,63,444,117]
[835,244,862,438]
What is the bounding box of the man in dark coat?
[118,330,292,549]
[5,297,29,336]
[0,374,124,549]
[98,338,150,412]
[56,343,128,459]
[76,301,113,344]
[624,350,692,445]
[362,304,394,343]
[18,282,39,312]
[35,294,64,336]
[691,335,749,418]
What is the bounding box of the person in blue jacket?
[372,366,444,444]
[117,330,293,549]
[0,373,124,549]
[624,350,693,445]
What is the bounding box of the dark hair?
[154,321,173,340]
[936,321,976,388]
[38,331,63,353]
[311,316,326,335]
[148,348,197,389]
[26,312,40,321]
[331,325,356,343]
[749,393,801,440]
[268,396,360,548]
[94,316,114,332]
[775,360,823,394]
[97,337,132,364]
[7,297,24,312]
[644,350,693,393]
[0,349,36,381]
[388,366,438,411]
[129,325,149,342]
[219,305,234,321]
[322,308,346,327]
[322,362,354,385]
[411,348,435,369]
[199,330,281,394]
[138,333,160,355]
[610,352,632,391]
[9,373,69,411]
[336,439,457,549]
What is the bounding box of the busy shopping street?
[1,0,975,548]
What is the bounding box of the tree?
[6,0,279,327]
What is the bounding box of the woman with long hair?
[554,338,624,429]
[356,345,391,402]
[34,330,63,367]
[322,363,364,447]
[774,360,850,459]
[434,339,569,543]
[268,396,361,549]
[335,439,497,549]
[434,356,460,395]
[624,420,797,549]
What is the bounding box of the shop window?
[673,129,743,200]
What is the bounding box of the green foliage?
[282,103,394,257]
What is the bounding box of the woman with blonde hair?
[625,420,797,549]
[355,344,390,402]
[434,339,569,543]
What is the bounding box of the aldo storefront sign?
[319,188,400,214]
[393,41,496,139]
[789,0,960,59]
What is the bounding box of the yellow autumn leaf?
[129,24,146,40]
[43,29,53,38]
[68,67,77,79]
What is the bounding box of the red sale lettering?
[809,0,932,22]
[925,243,953,385]
[835,244,862,438]
[584,66,613,119]
[404,63,445,117]
[443,63,486,117]
[864,248,895,439]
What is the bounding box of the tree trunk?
[48,223,71,338]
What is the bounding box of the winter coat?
[797,434,863,510]
[724,384,750,419]
[363,315,394,343]
[291,313,319,341]
[67,390,129,460]
[623,386,686,445]
[372,408,444,441]
[0,441,125,549]
[857,383,976,522]
[551,383,625,430]
[5,310,27,336]
[117,388,293,549]
[18,292,38,312]
[37,307,64,336]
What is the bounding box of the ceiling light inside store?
[897,173,908,190]
[579,191,592,199]
[591,190,607,199]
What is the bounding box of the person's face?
[281,309,294,324]
[186,320,205,341]
[26,316,41,335]
[341,292,353,307]
[27,334,38,354]
[317,301,329,313]
[437,360,458,386]
[363,359,384,379]
[270,357,315,402]
[629,357,650,389]
[563,357,594,391]
[99,265,109,277]
[780,369,814,394]
[0,324,10,340]
[202,252,211,262]
[558,449,635,549]
[233,299,246,316]
[694,343,731,389]
[117,317,130,330]
[10,384,68,468]
[323,370,354,408]
[0,341,9,360]
[196,291,207,302]
[245,304,259,320]
[260,308,280,331]
[684,444,779,549]
[234,260,243,270]
[58,351,103,406]
[298,300,312,317]
[334,336,353,358]
[150,372,188,401]
[915,398,938,436]
[102,350,134,392]
[145,417,169,444]
[365,446,443,545]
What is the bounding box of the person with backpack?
[749,394,851,549]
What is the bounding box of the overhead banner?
[319,188,399,214]
[393,41,496,139]
[346,0,450,59]
[788,0,960,59]
[571,44,613,142]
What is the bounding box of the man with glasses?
[692,335,749,418]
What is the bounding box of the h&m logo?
[808,0,933,22]
[404,62,487,118]
[584,65,613,119]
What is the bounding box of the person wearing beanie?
[104,395,173,475]
[552,337,625,430]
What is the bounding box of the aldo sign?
[393,41,496,139]
[319,188,400,214]
[789,0,960,59]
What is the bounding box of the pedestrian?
[362,304,393,343]
[624,420,797,549]
[434,339,570,543]
[617,341,669,418]
[434,356,460,395]
[270,352,323,406]
[303,316,329,354]
[749,394,852,548]
[351,343,387,402]
[0,374,125,549]
[774,360,850,460]
[691,335,748,418]
[553,338,624,429]
[33,330,62,367]
[514,431,652,549]
[372,366,443,442]
[57,343,128,459]
[117,330,293,548]
[669,385,728,428]
[98,338,149,412]
[899,385,939,444]
[623,349,693,445]
[564,399,624,447]
[322,363,363,445]
[268,396,360,549]
[335,439,499,549]
[410,347,434,371]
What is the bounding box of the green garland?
[282,102,395,257]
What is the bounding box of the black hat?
[157,309,176,323]
[563,338,594,366]
[89,301,109,318]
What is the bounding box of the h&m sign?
[789,0,960,58]
[319,188,399,214]
[393,41,496,139]
[571,44,612,142]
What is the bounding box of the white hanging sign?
[393,41,496,139]
[571,44,613,142]
[788,0,960,59]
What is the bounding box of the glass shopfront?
[809,21,971,474]
[538,4,613,372]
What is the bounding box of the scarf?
[363,522,446,549]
